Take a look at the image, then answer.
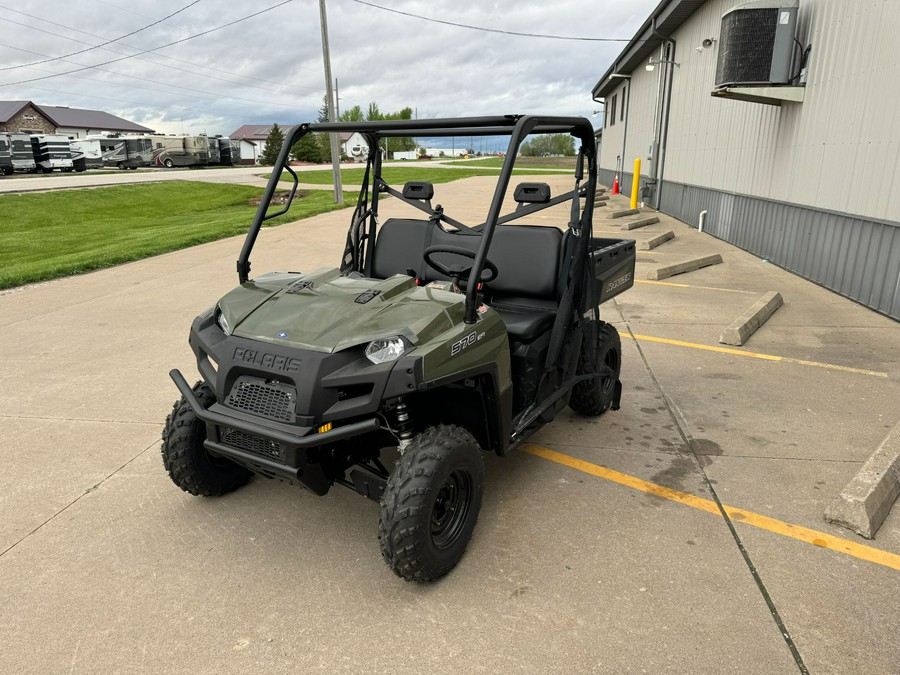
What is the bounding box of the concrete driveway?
[1,176,898,673]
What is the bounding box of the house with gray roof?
[0,101,153,138]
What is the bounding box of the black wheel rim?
[600,346,620,395]
[430,470,472,550]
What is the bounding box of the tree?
[259,123,285,165]
[316,95,333,163]
[519,134,576,157]
[339,105,364,122]
[366,102,382,121]
[292,131,323,163]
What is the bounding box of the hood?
[218,268,466,353]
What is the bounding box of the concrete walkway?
[0,176,898,673]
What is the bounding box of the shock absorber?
[392,398,415,452]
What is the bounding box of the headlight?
[216,307,232,335]
[365,337,406,364]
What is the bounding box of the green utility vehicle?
[162,116,635,581]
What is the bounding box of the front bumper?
[170,369,382,493]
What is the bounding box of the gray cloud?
[0,0,655,141]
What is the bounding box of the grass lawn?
[278,165,555,186]
[0,182,355,289]
[443,157,577,170]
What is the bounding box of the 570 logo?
[450,331,486,356]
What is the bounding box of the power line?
[0,41,320,109]
[0,1,202,72]
[0,5,319,94]
[87,0,155,21]
[348,0,632,42]
[0,0,296,88]
[0,21,318,99]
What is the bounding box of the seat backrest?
[372,218,563,300]
[371,218,431,280]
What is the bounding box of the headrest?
[402,181,434,200]
[513,182,551,204]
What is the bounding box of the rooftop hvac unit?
[715,1,797,88]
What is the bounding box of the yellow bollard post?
[630,158,641,210]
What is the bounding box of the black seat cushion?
[489,296,557,342]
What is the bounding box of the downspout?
[620,81,630,196]
[655,36,677,211]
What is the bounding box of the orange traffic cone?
[612,174,620,195]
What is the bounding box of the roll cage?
[236,115,599,324]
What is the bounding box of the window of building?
[621,86,626,122]
[609,94,617,126]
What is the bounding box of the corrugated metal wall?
[659,181,900,319]
[596,0,900,320]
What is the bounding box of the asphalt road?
[1,176,898,673]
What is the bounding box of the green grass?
[0,182,355,289]
[442,157,577,170]
[277,165,555,186]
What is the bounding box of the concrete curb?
[610,208,640,219]
[646,254,722,281]
[824,420,900,539]
[639,231,675,250]
[719,291,783,346]
[621,216,660,231]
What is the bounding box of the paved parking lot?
[1,175,898,673]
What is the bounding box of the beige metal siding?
[659,0,900,222]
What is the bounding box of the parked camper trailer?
[70,139,103,171]
[6,133,36,172]
[151,135,208,168]
[0,135,11,175]
[30,134,74,173]
[91,136,153,169]
[218,137,241,165]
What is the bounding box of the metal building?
[592,0,900,320]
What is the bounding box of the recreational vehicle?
[91,136,153,169]
[70,139,103,171]
[30,134,74,172]
[206,137,220,164]
[218,137,241,165]
[151,135,208,168]
[0,135,11,175]
[7,133,36,172]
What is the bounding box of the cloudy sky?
[0,0,656,145]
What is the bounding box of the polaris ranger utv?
[162,115,635,582]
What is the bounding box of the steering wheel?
[423,245,499,286]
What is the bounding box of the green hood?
[218,269,466,353]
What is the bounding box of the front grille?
[225,377,295,422]
[221,427,283,460]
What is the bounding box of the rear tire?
[569,320,621,416]
[378,425,484,582]
[161,380,252,496]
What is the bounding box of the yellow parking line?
[627,333,888,378]
[635,279,757,294]
[522,444,900,572]
[630,333,782,361]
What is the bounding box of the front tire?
[164,158,174,168]
[569,320,621,416]
[161,381,252,496]
[378,425,484,582]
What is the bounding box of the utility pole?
[318,0,342,204]
[335,77,340,119]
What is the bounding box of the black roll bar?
[236,115,599,311]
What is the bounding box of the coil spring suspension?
[392,398,415,452]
